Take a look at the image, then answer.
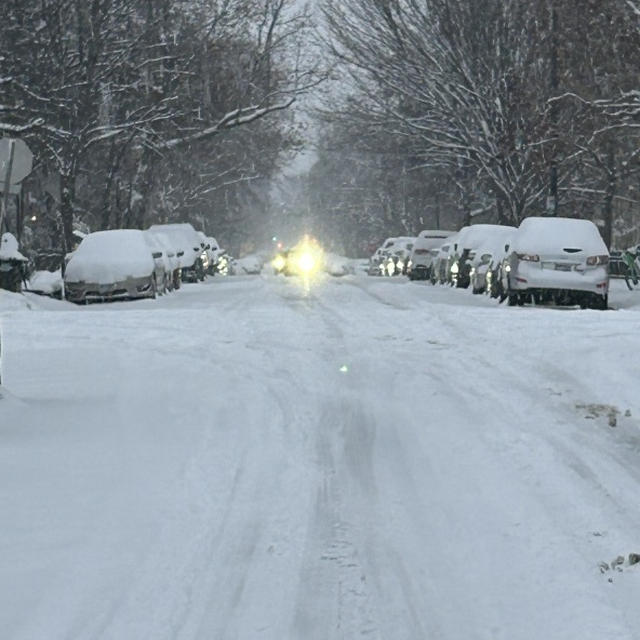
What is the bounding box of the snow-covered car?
[468,226,517,295]
[450,224,517,289]
[367,246,386,275]
[215,253,236,276]
[147,223,206,283]
[503,217,609,309]
[64,229,159,303]
[205,236,223,274]
[430,235,458,285]
[324,253,353,276]
[235,254,263,275]
[143,230,177,293]
[145,229,182,290]
[379,236,415,276]
[407,230,456,280]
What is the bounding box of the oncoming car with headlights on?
[272,237,324,278]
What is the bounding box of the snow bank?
[27,270,63,295]
[65,230,155,284]
[0,290,34,313]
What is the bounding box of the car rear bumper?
[511,263,608,295]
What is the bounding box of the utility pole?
[0,139,16,234]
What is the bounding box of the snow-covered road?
[2,275,640,640]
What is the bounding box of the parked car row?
[368,236,416,276]
[371,217,616,310]
[64,223,228,304]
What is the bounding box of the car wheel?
[593,294,608,310]
[507,292,518,306]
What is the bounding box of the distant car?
[143,230,175,293]
[367,246,386,275]
[215,253,236,276]
[430,236,458,285]
[324,253,353,276]
[450,224,517,289]
[408,230,456,280]
[235,254,264,275]
[206,236,223,274]
[380,236,415,276]
[486,238,516,300]
[64,229,159,303]
[467,226,517,294]
[145,229,182,290]
[148,223,206,283]
[503,217,609,309]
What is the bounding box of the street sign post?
[0,137,34,234]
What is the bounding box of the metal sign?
[0,138,33,190]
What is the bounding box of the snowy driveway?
[2,275,640,639]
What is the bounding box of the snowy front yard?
[1,275,640,639]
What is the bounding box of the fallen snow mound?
[28,269,63,295]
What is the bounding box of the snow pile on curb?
[28,270,63,296]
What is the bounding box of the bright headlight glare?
[272,255,286,270]
[450,263,459,274]
[298,252,315,273]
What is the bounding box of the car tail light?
[516,253,539,262]
[586,255,609,266]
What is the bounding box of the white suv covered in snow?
[503,217,609,309]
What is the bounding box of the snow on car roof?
[513,217,608,255]
[65,229,155,284]
[413,230,457,250]
[455,224,516,251]
[472,226,517,259]
[417,229,456,239]
[148,223,203,267]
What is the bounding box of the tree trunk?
[602,144,616,249]
[59,171,76,252]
